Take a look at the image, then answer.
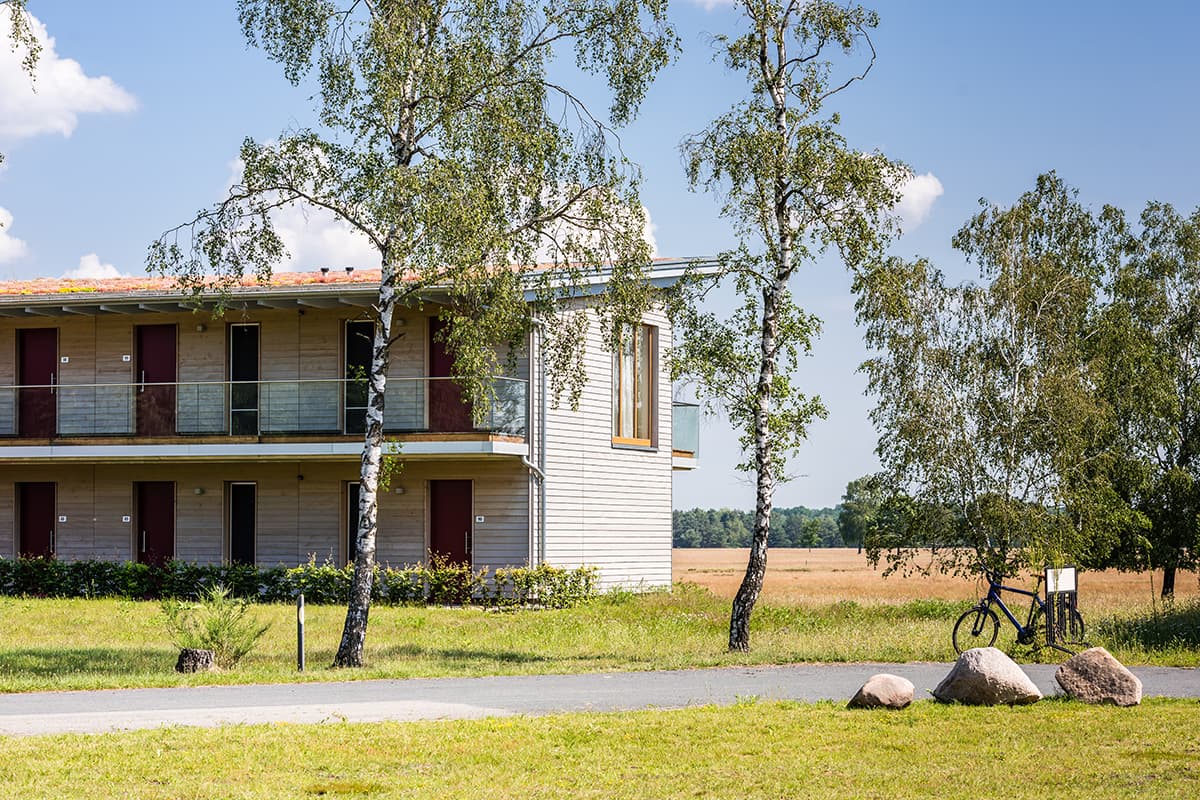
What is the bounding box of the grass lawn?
[1,700,1197,798]
[1,583,1196,693]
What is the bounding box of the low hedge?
[0,556,598,608]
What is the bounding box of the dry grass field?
[673,548,1200,614]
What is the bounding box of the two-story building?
[0,262,701,587]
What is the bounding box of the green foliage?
[0,557,598,609]
[423,552,487,605]
[856,173,1118,578]
[668,0,905,650]
[161,584,271,669]
[149,0,676,666]
[492,563,599,608]
[1092,202,1200,593]
[837,475,885,549]
[673,506,842,548]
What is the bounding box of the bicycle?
[952,569,1086,655]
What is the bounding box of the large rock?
[175,648,217,673]
[847,673,914,709]
[932,647,1042,705]
[1056,647,1142,706]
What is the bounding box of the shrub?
[491,564,599,608]
[424,552,487,605]
[0,556,599,609]
[161,583,271,669]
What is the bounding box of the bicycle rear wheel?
[953,606,1000,653]
[1030,606,1087,650]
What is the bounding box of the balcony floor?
[0,432,528,462]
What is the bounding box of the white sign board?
[1045,566,1077,593]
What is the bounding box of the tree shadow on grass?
[0,647,171,679]
[374,643,643,667]
[1095,600,1200,651]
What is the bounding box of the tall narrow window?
[229,324,260,435]
[346,481,361,564]
[612,323,655,446]
[228,482,256,565]
[344,320,374,434]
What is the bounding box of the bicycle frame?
[980,578,1043,641]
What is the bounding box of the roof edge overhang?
[0,258,720,318]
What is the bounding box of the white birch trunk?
[333,263,399,668]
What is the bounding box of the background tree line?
[673,506,848,549]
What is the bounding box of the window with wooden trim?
[612,323,655,446]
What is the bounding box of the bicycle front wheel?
[953,606,999,653]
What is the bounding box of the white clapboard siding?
[541,306,673,588]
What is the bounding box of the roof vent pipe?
[345,267,354,275]
[319,267,329,282]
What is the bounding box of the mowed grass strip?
[1,701,1198,799]
[0,584,1195,693]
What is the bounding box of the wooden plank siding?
[540,306,673,589]
[0,460,529,569]
[0,295,679,585]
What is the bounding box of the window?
[612,323,655,446]
[228,482,256,565]
[344,320,374,434]
[228,324,259,435]
[346,480,361,564]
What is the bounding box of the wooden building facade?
[0,264,700,587]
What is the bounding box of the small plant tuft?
[161,583,270,669]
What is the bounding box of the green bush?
[0,556,599,608]
[424,552,488,605]
[491,564,599,608]
[161,584,271,669]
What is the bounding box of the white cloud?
[270,204,381,272]
[896,172,944,230]
[64,252,125,279]
[691,0,734,10]
[0,206,29,263]
[642,207,659,258]
[0,7,136,141]
[220,156,377,272]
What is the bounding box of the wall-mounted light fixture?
[194,487,205,496]
[195,323,206,332]
[393,486,405,495]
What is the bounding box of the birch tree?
[149,0,674,667]
[1095,202,1200,598]
[671,0,905,651]
[855,173,1117,578]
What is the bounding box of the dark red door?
[429,479,472,564]
[136,481,175,565]
[18,328,57,438]
[136,325,177,436]
[428,317,473,432]
[17,482,55,558]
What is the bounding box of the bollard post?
[297,592,306,672]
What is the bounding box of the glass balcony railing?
[672,401,700,456]
[0,377,527,439]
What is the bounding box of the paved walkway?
[0,663,1195,736]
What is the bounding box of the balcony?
[672,401,700,469]
[0,377,527,461]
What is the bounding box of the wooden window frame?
[611,323,656,449]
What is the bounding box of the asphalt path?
[0,663,1195,736]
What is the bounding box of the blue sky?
[2,1,1199,509]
